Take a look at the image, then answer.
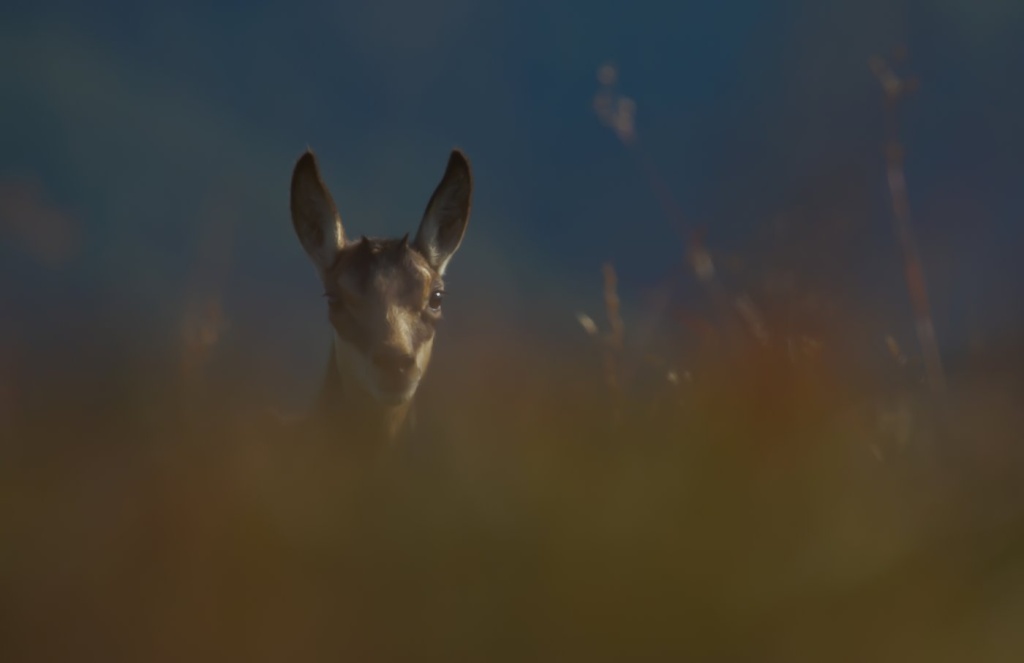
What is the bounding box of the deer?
[288,147,473,447]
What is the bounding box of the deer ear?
[290,149,345,274]
[414,149,472,275]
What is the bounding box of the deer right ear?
[413,149,472,276]
[290,149,345,274]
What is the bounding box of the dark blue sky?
[2,0,1022,394]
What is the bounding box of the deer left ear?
[290,149,346,276]
[413,149,472,275]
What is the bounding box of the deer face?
[290,149,472,406]
[323,237,443,404]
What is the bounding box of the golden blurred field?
[2,258,1023,662]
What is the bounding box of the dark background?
[2,0,1022,408]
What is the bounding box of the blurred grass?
[2,284,1023,661]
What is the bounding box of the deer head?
[289,148,472,427]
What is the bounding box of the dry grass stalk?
[602,262,625,410]
[870,49,946,395]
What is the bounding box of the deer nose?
[372,347,416,374]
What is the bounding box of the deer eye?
[428,289,444,311]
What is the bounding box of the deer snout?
[371,346,416,375]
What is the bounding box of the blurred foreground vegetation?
[2,276,1023,662]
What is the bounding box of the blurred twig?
[593,63,749,390]
[594,64,765,359]
[602,262,625,398]
[574,262,627,418]
[593,63,689,247]
[179,191,236,414]
[870,49,946,395]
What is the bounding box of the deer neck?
[314,342,414,444]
